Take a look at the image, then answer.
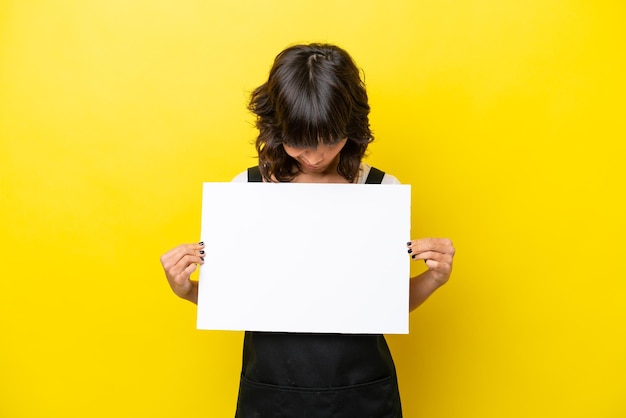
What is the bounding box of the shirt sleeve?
[381,173,401,185]
[231,170,248,183]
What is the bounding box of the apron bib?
[236,166,402,417]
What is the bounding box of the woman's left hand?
[407,238,455,287]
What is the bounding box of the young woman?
[160,43,455,418]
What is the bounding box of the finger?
[171,253,205,276]
[170,242,205,260]
[411,251,452,267]
[161,242,205,268]
[424,254,453,268]
[410,250,440,262]
[410,249,454,273]
[163,252,204,283]
[408,238,455,255]
[408,238,448,251]
[171,242,204,256]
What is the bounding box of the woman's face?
[283,138,348,174]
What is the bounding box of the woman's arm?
[406,238,455,312]
[160,242,205,304]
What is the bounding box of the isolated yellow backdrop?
[1,1,625,417]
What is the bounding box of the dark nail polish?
[412,254,416,259]
[407,242,412,246]
[199,241,204,246]
[199,250,205,255]
[200,257,205,262]
[407,249,412,254]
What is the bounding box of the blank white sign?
[197,182,411,334]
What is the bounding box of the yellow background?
[1,1,625,417]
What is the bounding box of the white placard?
[197,182,411,334]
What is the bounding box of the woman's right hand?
[160,242,205,304]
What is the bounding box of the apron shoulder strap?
[247,166,262,182]
[364,167,385,184]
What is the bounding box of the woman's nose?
[306,150,324,164]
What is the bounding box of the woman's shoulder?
[358,163,401,184]
[231,170,249,183]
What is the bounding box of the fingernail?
[407,249,412,254]
[406,241,412,246]
[411,254,416,259]
[199,241,204,246]
[200,257,205,262]
[199,250,205,255]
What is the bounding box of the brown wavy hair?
[249,43,374,182]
